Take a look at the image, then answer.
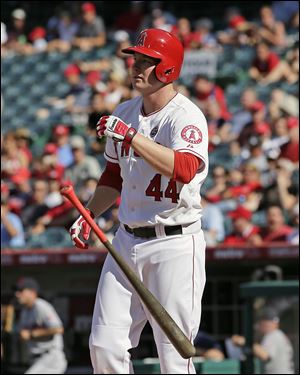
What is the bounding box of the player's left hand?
[96,115,136,143]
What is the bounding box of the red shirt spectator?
[193,75,231,120]
[260,205,294,243]
[251,42,280,77]
[224,206,262,245]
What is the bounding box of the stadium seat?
[234,48,255,69]
[279,82,299,96]
[194,359,240,374]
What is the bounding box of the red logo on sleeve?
[181,125,202,144]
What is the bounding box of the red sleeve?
[173,151,202,184]
[97,161,123,192]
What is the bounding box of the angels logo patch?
[181,125,202,144]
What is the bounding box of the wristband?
[124,127,137,144]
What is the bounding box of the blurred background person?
[231,307,294,374]
[13,277,68,374]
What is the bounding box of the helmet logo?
[137,31,147,47]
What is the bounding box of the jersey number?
[145,174,179,203]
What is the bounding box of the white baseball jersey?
[104,93,209,228]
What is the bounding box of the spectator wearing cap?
[64,135,102,192]
[194,330,225,360]
[238,101,270,148]
[63,64,92,114]
[261,205,294,243]
[72,2,106,51]
[52,125,73,168]
[6,8,31,55]
[231,307,294,374]
[46,65,92,115]
[224,206,262,245]
[41,142,65,181]
[1,183,25,248]
[6,168,32,216]
[28,26,48,53]
[14,277,68,374]
[217,12,257,46]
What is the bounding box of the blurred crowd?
[1,1,299,249]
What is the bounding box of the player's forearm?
[31,327,64,338]
[86,185,120,218]
[131,133,174,178]
[253,343,270,362]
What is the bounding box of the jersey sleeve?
[170,109,209,171]
[39,301,63,329]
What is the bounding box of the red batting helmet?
[122,28,184,84]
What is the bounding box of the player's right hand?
[69,209,94,249]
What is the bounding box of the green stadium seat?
[133,359,160,374]
[195,359,240,374]
[55,82,71,97]
[19,74,37,87]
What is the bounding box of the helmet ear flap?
[155,61,175,83]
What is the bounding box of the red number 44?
[145,174,179,203]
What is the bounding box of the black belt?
[124,224,182,238]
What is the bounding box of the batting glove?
[96,115,137,143]
[70,209,94,249]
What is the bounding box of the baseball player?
[13,277,68,374]
[70,28,209,374]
